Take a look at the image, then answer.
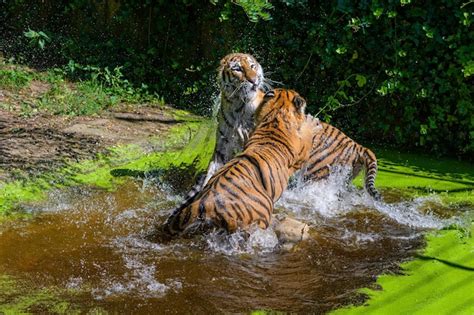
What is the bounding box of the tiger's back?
[302,122,380,199]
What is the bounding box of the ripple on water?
[0,178,470,313]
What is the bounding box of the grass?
[0,274,84,314]
[37,79,115,116]
[0,62,165,117]
[0,67,34,89]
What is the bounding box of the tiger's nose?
[248,78,258,90]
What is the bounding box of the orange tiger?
[161,89,319,237]
[301,122,380,199]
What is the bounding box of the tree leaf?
[356,74,367,87]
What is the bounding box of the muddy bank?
[0,107,183,180]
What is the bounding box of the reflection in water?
[0,174,469,313]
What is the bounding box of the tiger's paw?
[273,215,310,244]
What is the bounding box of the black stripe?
[181,207,193,227]
[259,93,283,120]
[320,125,339,150]
[230,164,269,201]
[217,181,248,222]
[198,201,206,220]
[257,153,277,197]
[218,127,228,140]
[214,196,229,231]
[339,142,356,165]
[241,155,265,189]
[223,173,271,215]
[251,132,295,159]
[306,137,352,171]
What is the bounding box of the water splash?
[92,236,170,299]
[281,166,359,218]
[92,254,169,299]
[1,179,470,313]
[279,167,462,230]
[206,225,279,255]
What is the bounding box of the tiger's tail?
[181,173,206,206]
[362,148,381,200]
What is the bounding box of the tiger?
[170,53,267,215]
[204,52,267,185]
[161,89,320,237]
[299,122,381,199]
[208,55,380,200]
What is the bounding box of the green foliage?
[1,0,473,159]
[244,0,474,160]
[23,29,51,50]
[216,0,273,22]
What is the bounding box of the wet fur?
[169,53,267,216]
[161,89,317,237]
[301,122,380,199]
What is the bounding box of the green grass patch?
[1,62,166,117]
[0,180,49,215]
[332,222,474,315]
[0,274,84,314]
[353,148,474,204]
[0,67,34,90]
[37,79,116,116]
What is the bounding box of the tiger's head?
[255,89,320,169]
[218,53,264,102]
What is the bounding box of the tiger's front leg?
[203,158,223,187]
[203,135,238,186]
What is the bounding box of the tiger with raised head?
[161,89,320,237]
[171,53,268,214]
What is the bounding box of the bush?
[0,0,472,159]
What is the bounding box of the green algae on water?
[332,222,474,315]
[0,274,82,314]
[352,148,474,204]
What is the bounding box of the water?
[0,174,469,313]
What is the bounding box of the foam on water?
[279,167,461,230]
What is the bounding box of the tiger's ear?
[293,95,306,113]
[264,90,275,100]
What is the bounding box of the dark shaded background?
[1,0,472,160]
